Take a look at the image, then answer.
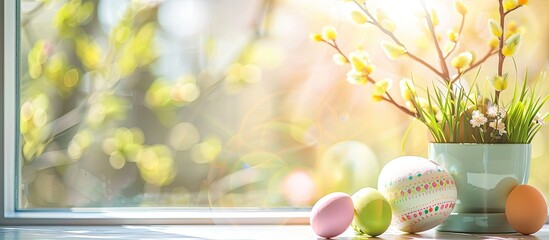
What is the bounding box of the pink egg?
[310,192,354,238]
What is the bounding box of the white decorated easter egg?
[378,156,457,233]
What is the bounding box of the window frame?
[1,0,309,225]
[3,0,549,227]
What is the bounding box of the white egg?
[378,156,457,233]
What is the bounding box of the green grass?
[409,72,548,144]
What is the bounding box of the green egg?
[351,187,392,237]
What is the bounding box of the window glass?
[18,0,549,209]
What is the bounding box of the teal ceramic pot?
[428,143,531,233]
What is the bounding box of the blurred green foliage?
[21,0,172,206]
[19,0,277,208]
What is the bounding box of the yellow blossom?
[309,33,323,42]
[346,70,368,85]
[418,98,429,109]
[411,97,442,121]
[362,64,375,74]
[405,98,430,114]
[418,98,441,121]
[351,11,368,24]
[488,37,499,49]
[375,9,395,32]
[454,0,468,15]
[349,50,373,74]
[381,19,396,32]
[333,53,348,65]
[432,105,443,122]
[399,79,416,101]
[373,79,393,96]
[503,0,519,12]
[506,21,525,39]
[405,101,416,113]
[519,0,528,5]
[451,51,473,69]
[430,9,440,27]
[490,75,508,91]
[470,51,477,63]
[321,26,337,41]
[488,19,502,37]
[381,41,406,60]
[447,30,459,42]
[436,33,443,42]
[508,21,518,33]
[376,9,388,22]
[502,33,521,56]
[372,95,384,102]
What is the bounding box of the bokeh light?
[282,170,316,205]
[18,0,549,208]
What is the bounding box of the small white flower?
[533,113,545,125]
[489,121,507,135]
[486,105,506,119]
[470,110,488,128]
[486,105,498,118]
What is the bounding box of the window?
[3,0,549,224]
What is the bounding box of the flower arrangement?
[311,0,548,143]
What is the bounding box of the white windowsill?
[2,209,310,225]
[1,225,549,240]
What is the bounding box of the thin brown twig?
[352,0,446,80]
[503,5,523,17]
[444,15,466,59]
[324,39,416,118]
[326,40,351,63]
[497,0,505,77]
[496,0,507,103]
[365,76,416,117]
[384,94,416,117]
[321,46,417,118]
[451,50,498,84]
[420,0,450,81]
[494,1,522,104]
[406,53,446,79]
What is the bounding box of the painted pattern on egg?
[378,156,457,233]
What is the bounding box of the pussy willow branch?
[324,40,350,63]
[403,53,448,81]
[496,0,505,104]
[352,0,447,80]
[381,89,417,117]
[420,0,450,81]
[443,15,466,59]
[451,49,499,84]
[321,40,416,117]
[494,3,523,104]
[504,5,523,16]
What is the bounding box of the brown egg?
[505,185,548,235]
